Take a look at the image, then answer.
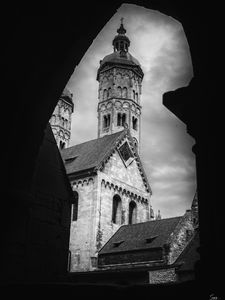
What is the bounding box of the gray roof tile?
[99,217,182,254]
[61,130,125,175]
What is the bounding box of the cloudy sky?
[66,4,196,218]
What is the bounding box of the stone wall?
[96,148,151,256]
[98,67,141,104]
[68,141,151,272]
[149,268,177,284]
[69,177,98,272]
[167,210,195,264]
[103,145,148,192]
[97,67,142,149]
[50,97,73,148]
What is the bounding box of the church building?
[60,20,154,272]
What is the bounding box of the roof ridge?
[62,130,124,152]
[121,216,183,228]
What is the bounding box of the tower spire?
[97,21,144,153]
[113,18,130,52]
[117,17,126,35]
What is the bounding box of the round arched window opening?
[60,141,65,149]
[129,201,137,224]
[71,191,79,221]
[112,194,122,224]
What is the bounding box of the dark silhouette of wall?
[2,124,73,283]
[1,1,218,299]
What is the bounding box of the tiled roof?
[61,130,126,175]
[99,217,182,254]
[175,231,200,272]
[100,52,141,67]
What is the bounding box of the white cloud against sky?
[67,4,196,218]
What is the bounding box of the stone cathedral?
[58,21,154,272]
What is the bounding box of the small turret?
[155,210,162,220]
[150,205,154,220]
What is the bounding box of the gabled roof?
[98,217,182,255]
[61,130,126,175]
[61,130,151,193]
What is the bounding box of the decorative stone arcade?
[96,19,144,153]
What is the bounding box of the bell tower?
[96,19,144,152]
[50,88,74,149]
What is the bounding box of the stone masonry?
[166,210,195,264]
[69,136,151,272]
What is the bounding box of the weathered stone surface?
[97,66,142,151]
[103,144,147,192]
[167,210,195,264]
[149,268,177,284]
[69,143,151,272]
[69,177,98,271]
[50,91,74,149]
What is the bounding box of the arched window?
[71,191,79,221]
[103,89,107,100]
[132,117,138,130]
[122,113,126,127]
[103,114,110,129]
[117,113,122,126]
[112,194,122,224]
[108,87,112,98]
[129,201,137,224]
[135,92,138,101]
[60,141,65,149]
[118,86,122,98]
[107,114,111,127]
[122,87,128,98]
[133,90,135,100]
[103,115,107,128]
